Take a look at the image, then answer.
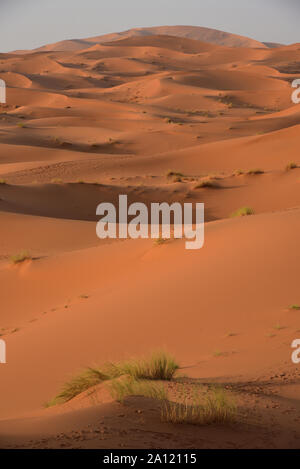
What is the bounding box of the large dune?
[33,25,269,53]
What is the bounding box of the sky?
[0,0,299,52]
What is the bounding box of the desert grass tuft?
[233,169,244,176]
[161,387,236,425]
[154,238,169,246]
[47,367,109,406]
[10,251,31,264]
[194,178,218,189]
[231,207,254,218]
[103,351,179,381]
[286,162,297,171]
[51,178,63,184]
[166,170,184,178]
[109,376,168,403]
[48,351,179,406]
[289,304,300,310]
[247,169,264,175]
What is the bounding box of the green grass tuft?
[247,169,264,175]
[47,367,109,406]
[233,169,244,176]
[195,178,218,189]
[109,376,168,403]
[286,162,297,171]
[213,350,224,357]
[231,207,254,218]
[51,178,63,184]
[103,351,179,381]
[10,251,31,264]
[166,170,184,178]
[154,238,169,246]
[47,351,179,406]
[161,387,236,426]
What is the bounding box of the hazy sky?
[0,0,299,52]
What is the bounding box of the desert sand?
[0,26,300,449]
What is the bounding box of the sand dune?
[0,209,299,417]
[35,25,268,53]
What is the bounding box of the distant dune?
[34,25,268,53]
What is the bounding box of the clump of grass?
[286,162,297,171]
[273,324,285,331]
[247,169,264,175]
[161,387,236,426]
[219,95,235,108]
[47,367,109,406]
[47,351,179,406]
[289,304,300,310]
[233,169,244,176]
[104,351,179,381]
[213,350,224,357]
[154,238,169,246]
[51,178,63,184]
[109,376,168,403]
[10,251,31,264]
[194,178,218,189]
[17,122,26,128]
[0,179,6,184]
[167,170,184,178]
[230,207,254,217]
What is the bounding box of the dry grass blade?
[161,387,236,425]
